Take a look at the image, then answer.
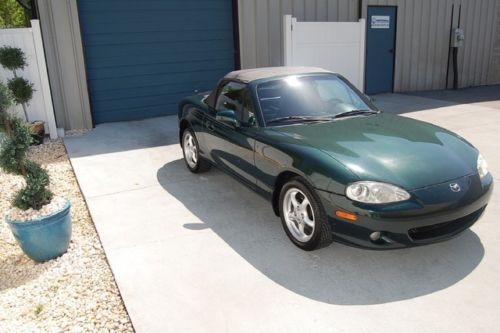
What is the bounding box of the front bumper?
[320,173,494,249]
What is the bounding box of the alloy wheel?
[283,188,315,242]
[183,131,198,169]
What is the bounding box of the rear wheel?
[279,178,333,250]
[182,128,211,173]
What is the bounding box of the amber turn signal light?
[335,210,358,222]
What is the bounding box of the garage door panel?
[83,39,232,60]
[84,50,233,69]
[79,10,231,25]
[92,91,194,112]
[79,12,232,35]
[88,68,229,92]
[90,80,216,102]
[79,0,229,12]
[83,30,233,46]
[78,0,235,123]
[87,59,233,80]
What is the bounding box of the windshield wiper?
[333,109,380,119]
[266,115,332,125]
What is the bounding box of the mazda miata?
[178,67,493,250]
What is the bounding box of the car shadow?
[157,159,485,305]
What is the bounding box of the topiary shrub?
[0,46,26,72]
[0,80,13,132]
[0,46,32,120]
[0,116,31,173]
[8,76,33,105]
[0,81,53,211]
[12,160,52,210]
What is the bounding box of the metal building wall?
[455,0,499,87]
[363,0,500,91]
[487,2,500,84]
[36,0,92,130]
[239,0,500,91]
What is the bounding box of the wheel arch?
[272,170,313,217]
[179,118,190,143]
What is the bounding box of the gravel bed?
[0,139,133,332]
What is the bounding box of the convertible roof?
[224,66,332,83]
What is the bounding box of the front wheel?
[279,178,333,250]
[182,128,211,173]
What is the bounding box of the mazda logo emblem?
[449,183,461,192]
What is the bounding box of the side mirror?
[216,109,239,127]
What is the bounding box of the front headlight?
[477,154,489,179]
[346,181,411,204]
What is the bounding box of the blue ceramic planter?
[6,200,72,262]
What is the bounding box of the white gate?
[0,20,57,139]
[283,15,366,92]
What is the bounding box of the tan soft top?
[224,66,333,83]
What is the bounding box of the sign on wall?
[371,16,390,29]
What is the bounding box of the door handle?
[389,48,394,54]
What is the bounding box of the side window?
[216,81,256,127]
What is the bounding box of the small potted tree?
[0,46,45,144]
[0,81,71,262]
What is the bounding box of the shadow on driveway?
[157,159,484,305]
[65,116,179,158]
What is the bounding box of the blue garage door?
[78,0,235,124]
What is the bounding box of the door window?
[216,81,257,127]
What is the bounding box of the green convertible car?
[178,67,493,251]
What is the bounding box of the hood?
[272,113,478,190]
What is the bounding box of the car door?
[204,81,258,188]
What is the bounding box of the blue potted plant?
[0,81,71,262]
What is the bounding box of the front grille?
[408,206,486,242]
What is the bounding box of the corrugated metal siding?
[362,0,462,92]
[487,1,500,84]
[363,0,499,91]
[239,0,500,92]
[78,0,235,123]
[453,0,499,88]
[36,0,92,130]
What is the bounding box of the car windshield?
[256,74,375,125]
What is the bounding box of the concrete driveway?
[65,90,500,332]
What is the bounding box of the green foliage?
[0,116,31,174]
[0,46,26,71]
[7,76,33,104]
[0,114,52,211]
[13,160,53,210]
[0,0,28,28]
[34,304,44,316]
[0,80,13,113]
[0,81,13,132]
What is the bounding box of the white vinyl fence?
[0,20,57,139]
[283,15,366,92]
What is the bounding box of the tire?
[181,128,211,173]
[279,177,333,250]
